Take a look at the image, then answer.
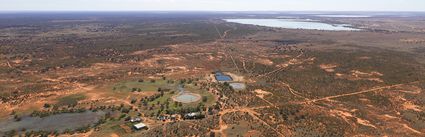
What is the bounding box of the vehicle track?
[257,52,304,78]
[299,81,421,104]
[281,82,310,101]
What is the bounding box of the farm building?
[184,112,204,119]
[130,117,142,123]
[133,123,148,130]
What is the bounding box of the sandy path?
[257,52,304,78]
[242,59,250,73]
[228,52,240,73]
[280,82,310,101]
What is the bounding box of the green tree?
[43,103,51,108]
[202,96,208,102]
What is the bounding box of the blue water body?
[215,71,233,81]
[215,72,225,76]
[224,19,361,31]
[215,75,233,81]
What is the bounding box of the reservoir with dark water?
[0,111,105,134]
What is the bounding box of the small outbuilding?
[130,117,142,123]
[133,123,148,130]
[184,112,204,119]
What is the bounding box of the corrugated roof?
[134,123,147,129]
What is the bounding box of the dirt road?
[300,81,420,104]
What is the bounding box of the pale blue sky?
[0,0,424,11]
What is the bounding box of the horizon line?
[1,10,425,13]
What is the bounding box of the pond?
[215,71,233,82]
[224,19,361,31]
[0,111,105,134]
[215,75,233,82]
[230,83,246,90]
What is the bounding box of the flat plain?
[0,12,425,137]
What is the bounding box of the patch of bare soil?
[258,53,313,78]
[120,124,132,133]
[319,64,338,72]
[130,50,148,55]
[400,38,425,44]
[11,59,24,64]
[252,89,272,98]
[402,102,422,112]
[358,56,371,60]
[330,109,377,129]
[165,66,189,73]
[109,133,120,137]
[255,58,273,65]
[0,103,18,119]
[244,130,261,137]
[335,70,384,82]
[393,85,422,94]
[351,70,383,77]
[137,54,184,68]
[225,72,244,82]
[207,54,217,61]
[375,113,424,136]
[152,54,183,61]
[48,62,123,79]
[402,124,423,134]
[91,63,121,69]
[382,114,398,119]
[275,57,315,68]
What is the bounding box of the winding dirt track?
[281,82,310,101]
[228,52,240,73]
[257,52,304,78]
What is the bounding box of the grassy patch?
[91,120,128,137]
[111,80,175,93]
[104,79,176,99]
[56,93,86,107]
[148,92,176,106]
[142,83,216,116]
[225,121,254,137]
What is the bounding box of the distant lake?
[315,15,371,18]
[224,19,361,31]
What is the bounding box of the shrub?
[202,96,208,102]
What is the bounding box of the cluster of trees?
[131,87,142,92]
[4,130,57,137]
[0,83,53,105]
[138,94,163,107]
[30,107,87,118]
[5,121,98,137]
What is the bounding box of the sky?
[0,0,424,11]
